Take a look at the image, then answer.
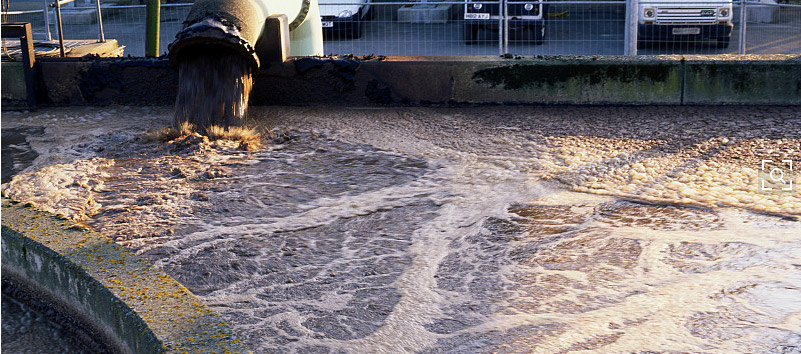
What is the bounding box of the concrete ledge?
[8,54,801,106]
[1,198,248,354]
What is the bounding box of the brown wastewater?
[2,105,800,353]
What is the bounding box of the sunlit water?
[2,106,800,353]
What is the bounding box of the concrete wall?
[3,54,799,106]
[1,198,248,354]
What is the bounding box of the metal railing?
[1,0,106,57]
[2,0,799,57]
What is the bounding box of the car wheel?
[715,37,731,49]
[350,20,363,39]
[464,24,478,45]
[533,23,546,45]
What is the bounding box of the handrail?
[45,0,105,56]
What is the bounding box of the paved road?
[9,4,800,57]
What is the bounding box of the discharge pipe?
[168,0,323,129]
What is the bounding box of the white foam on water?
[3,106,800,353]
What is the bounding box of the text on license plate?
[464,13,490,20]
[672,27,700,35]
[322,21,334,27]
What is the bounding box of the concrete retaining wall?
[1,198,248,354]
[3,54,799,106]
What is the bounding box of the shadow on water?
[1,281,108,354]
[1,126,44,183]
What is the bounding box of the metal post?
[145,0,160,57]
[43,0,52,41]
[624,0,639,55]
[503,0,509,54]
[95,0,105,42]
[498,0,504,55]
[54,0,66,57]
[738,0,746,54]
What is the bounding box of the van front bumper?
[638,23,733,40]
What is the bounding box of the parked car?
[638,0,734,47]
[463,0,548,45]
[318,0,372,39]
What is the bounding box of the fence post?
[145,0,160,57]
[738,0,746,54]
[42,0,52,41]
[503,0,509,54]
[624,0,639,55]
[499,0,505,55]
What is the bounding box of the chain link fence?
[3,0,799,57]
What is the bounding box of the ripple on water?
[2,106,800,353]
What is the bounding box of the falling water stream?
[173,50,253,129]
[2,105,800,353]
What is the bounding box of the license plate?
[464,13,490,20]
[322,21,334,28]
[673,27,700,35]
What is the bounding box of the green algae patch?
[1,198,248,354]
[465,57,682,104]
[683,60,801,104]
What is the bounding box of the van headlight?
[718,8,729,17]
[524,3,534,10]
[644,8,655,18]
[338,9,353,18]
[473,3,483,9]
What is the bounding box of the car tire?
[716,36,731,49]
[348,14,363,39]
[351,21,363,39]
[532,23,546,45]
[464,24,478,45]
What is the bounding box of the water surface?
[2,105,800,353]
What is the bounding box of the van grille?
[655,7,717,24]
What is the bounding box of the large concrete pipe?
[169,0,323,71]
[169,0,323,129]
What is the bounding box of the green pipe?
[145,0,160,57]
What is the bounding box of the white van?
[638,0,734,47]
[318,0,372,39]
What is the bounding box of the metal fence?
[2,0,799,57]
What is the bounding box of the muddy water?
[174,50,253,129]
[2,283,104,353]
[2,106,800,353]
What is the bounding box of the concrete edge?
[1,54,799,106]
[1,197,248,354]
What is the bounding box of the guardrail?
[1,0,106,57]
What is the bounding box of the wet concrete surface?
[2,105,800,353]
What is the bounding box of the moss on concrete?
[456,58,682,104]
[684,60,801,104]
[1,62,27,101]
[1,198,248,354]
